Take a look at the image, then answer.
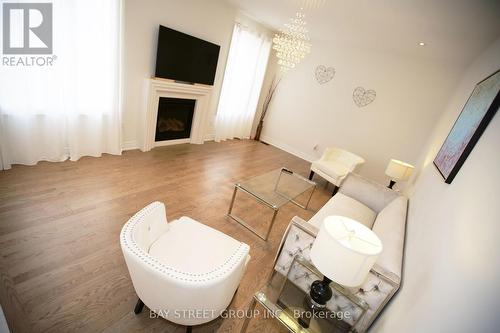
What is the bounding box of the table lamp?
[300,216,382,327]
[385,159,414,189]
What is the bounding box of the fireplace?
[155,97,195,142]
[142,78,212,151]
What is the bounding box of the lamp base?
[298,276,332,328]
[387,180,396,189]
[310,276,332,305]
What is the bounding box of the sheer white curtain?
[0,0,122,170]
[214,23,271,141]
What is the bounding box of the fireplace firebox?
[155,97,195,142]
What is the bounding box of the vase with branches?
[254,75,281,141]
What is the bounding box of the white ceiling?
[225,0,500,66]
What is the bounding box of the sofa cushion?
[372,196,408,281]
[309,193,377,229]
[149,216,244,275]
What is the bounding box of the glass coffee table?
[227,167,316,240]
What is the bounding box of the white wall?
[260,41,464,184]
[122,0,237,147]
[371,37,500,333]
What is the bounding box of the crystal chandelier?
[272,10,312,71]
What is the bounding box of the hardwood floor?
[0,140,331,333]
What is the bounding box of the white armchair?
[309,147,365,196]
[120,202,250,332]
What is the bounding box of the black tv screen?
[155,25,220,85]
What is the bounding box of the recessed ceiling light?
[419,42,426,46]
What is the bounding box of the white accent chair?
[309,147,365,196]
[120,202,250,332]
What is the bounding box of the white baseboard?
[122,140,139,151]
[204,133,215,141]
[260,135,315,163]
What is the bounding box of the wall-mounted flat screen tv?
[155,25,220,85]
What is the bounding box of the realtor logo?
[2,3,53,54]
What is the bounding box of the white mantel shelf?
[141,77,213,152]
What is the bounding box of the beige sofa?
[273,173,408,332]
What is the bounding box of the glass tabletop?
[237,168,316,209]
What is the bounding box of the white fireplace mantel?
[141,78,213,151]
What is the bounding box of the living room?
[0,0,499,332]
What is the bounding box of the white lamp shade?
[310,216,383,287]
[385,159,414,181]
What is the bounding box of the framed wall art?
[434,69,500,184]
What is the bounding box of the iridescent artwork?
[434,69,500,183]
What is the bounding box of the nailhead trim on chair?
[120,202,250,283]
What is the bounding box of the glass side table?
[241,256,368,333]
[228,167,316,241]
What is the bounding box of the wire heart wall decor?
[315,65,335,84]
[353,86,376,107]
